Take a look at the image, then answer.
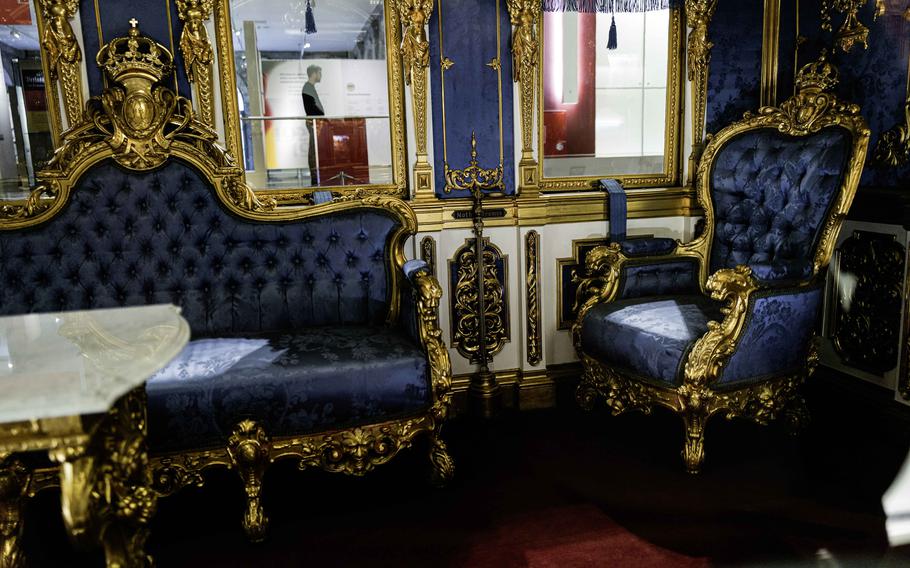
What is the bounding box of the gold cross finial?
[129,18,139,28]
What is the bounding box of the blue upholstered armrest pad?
[717,285,822,388]
[748,260,814,284]
[618,258,701,300]
[620,237,678,257]
[403,259,430,283]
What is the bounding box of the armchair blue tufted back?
[0,159,400,335]
[709,127,851,277]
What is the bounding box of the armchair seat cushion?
[146,326,430,453]
[580,295,723,387]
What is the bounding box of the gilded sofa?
[572,53,870,473]
[0,25,452,549]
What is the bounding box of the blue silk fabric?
[0,159,431,453]
[709,127,851,279]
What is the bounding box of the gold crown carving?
[96,19,174,85]
[795,50,839,92]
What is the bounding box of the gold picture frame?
[210,0,409,203]
[535,7,685,192]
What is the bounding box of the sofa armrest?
[399,259,453,422]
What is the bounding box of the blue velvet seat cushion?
[580,295,724,386]
[146,326,429,453]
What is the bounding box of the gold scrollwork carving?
[685,0,718,177]
[525,230,542,366]
[176,0,217,128]
[0,456,29,568]
[875,101,910,167]
[507,0,539,189]
[38,0,84,130]
[821,0,870,53]
[398,0,435,194]
[450,238,509,363]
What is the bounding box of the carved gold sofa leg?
[0,457,28,568]
[227,420,270,543]
[784,394,811,435]
[681,411,708,475]
[427,425,454,488]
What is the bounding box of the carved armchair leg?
[575,358,604,412]
[427,425,454,488]
[227,421,270,543]
[0,457,28,568]
[681,411,708,474]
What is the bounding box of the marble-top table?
[0,304,189,567]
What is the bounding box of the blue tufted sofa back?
[709,127,851,277]
[0,159,401,335]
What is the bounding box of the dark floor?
[23,369,910,567]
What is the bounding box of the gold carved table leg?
[51,388,158,568]
[0,456,28,568]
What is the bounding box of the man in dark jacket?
[302,64,324,186]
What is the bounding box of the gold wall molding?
[507,0,540,192]
[821,0,871,53]
[761,0,781,107]
[36,0,85,141]
[398,0,435,196]
[449,237,510,363]
[176,0,216,128]
[525,230,542,366]
[420,235,437,276]
[685,0,718,182]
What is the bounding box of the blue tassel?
[305,0,317,34]
[607,15,617,50]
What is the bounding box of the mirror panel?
[226,0,405,197]
[0,3,52,198]
[539,7,681,190]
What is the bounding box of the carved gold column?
[507,0,540,193]
[398,0,435,197]
[176,0,216,128]
[685,0,718,183]
[760,0,781,107]
[36,0,84,138]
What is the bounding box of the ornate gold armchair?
[572,54,870,473]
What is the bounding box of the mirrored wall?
[0,3,52,200]
[228,0,402,193]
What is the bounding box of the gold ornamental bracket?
[821,0,871,53]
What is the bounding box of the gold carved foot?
[227,420,270,543]
[427,429,454,488]
[681,411,708,474]
[783,394,811,435]
[0,457,28,568]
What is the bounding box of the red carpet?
[460,504,709,567]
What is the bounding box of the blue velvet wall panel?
[79,0,190,98]
[775,0,799,104]
[429,0,515,197]
[704,0,763,135]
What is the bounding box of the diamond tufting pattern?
[709,127,851,278]
[0,159,399,334]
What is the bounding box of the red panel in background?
[0,0,30,25]
[543,12,596,158]
[316,118,370,187]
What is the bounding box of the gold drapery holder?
[398,0,435,197]
[684,0,718,184]
[507,0,540,193]
[176,0,217,129]
[445,132,505,418]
